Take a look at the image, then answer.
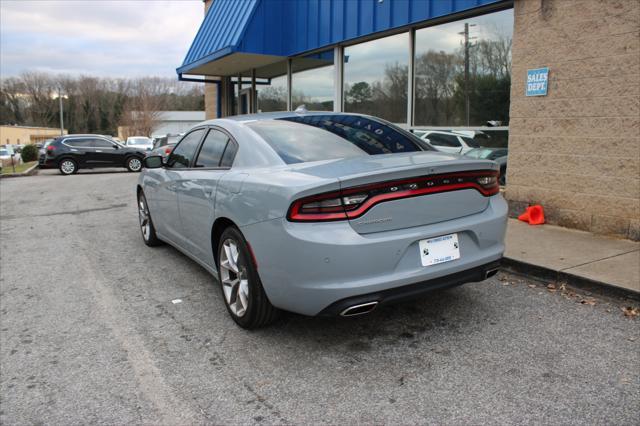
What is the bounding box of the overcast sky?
[0,0,203,78]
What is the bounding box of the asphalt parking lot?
[1,169,638,424]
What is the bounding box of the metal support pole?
[251,68,257,113]
[58,87,64,135]
[286,59,293,111]
[407,29,415,127]
[333,46,344,112]
[463,23,470,126]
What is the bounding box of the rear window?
[245,114,428,164]
[128,137,151,145]
[461,136,480,148]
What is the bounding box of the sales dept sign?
[526,67,549,96]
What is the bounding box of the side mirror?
[143,155,163,169]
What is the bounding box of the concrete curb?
[0,163,39,178]
[501,256,639,302]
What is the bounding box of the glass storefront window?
[343,32,409,124]
[414,9,513,126]
[292,50,334,111]
[256,61,288,112]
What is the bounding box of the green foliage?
[20,144,38,162]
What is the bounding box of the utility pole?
[58,87,64,136]
[460,23,476,126]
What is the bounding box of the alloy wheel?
[61,160,75,174]
[129,158,142,171]
[219,239,249,317]
[138,196,150,241]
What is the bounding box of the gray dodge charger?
[137,112,507,328]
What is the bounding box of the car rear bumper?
[240,195,508,316]
[39,157,55,168]
[317,260,501,316]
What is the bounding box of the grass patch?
[1,161,37,175]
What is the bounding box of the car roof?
[59,134,113,139]
[199,111,383,126]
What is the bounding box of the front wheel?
[217,227,279,329]
[138,191,162,246]
[127,156,143,172]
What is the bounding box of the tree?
[347,81,372,105]
[0,72,205,135]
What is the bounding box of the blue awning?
[178,0,505,77]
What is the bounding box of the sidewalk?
[503,219,639,297]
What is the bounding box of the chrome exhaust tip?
[485,268,499,279]
[340,301,379,317]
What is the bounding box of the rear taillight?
[46,145,55,151]
[287,170,500,222]
[165,147,172,155]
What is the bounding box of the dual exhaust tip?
[485,268,499,279]
[340,301,379,317]
[340,268,499,317]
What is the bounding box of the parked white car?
[0,146,18,159]
[126,136,154,151]
[420,130,481,155]
[0,146,22,167]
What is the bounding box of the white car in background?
[0,146,19,160]
[126,136,154,151]
[420,130,481,155]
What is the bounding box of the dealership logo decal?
[526,67,549,96]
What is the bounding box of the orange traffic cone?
[518,205,545,225]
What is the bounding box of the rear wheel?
[138,191,162,246]
[127,156,142,172]
[217,227,278,329]
[59,158,77,175]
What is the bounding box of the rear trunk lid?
[287,151,499,234]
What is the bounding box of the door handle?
[204,187,214,198]
[95,150,102,152]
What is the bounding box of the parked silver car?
[138,112,507,328]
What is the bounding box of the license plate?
[419,233,460,266]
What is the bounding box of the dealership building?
[178,0,639,240]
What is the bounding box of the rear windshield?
[246,114,429,164]
[461,136,481,148]
[128,138,151,145]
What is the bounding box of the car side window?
[195,129,229,168]
[220,141,238,168]
[91,138,115,148]
[64,138,92,147]
[428,134,460,147]
[166,128,205,169]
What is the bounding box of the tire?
[59,158,78,175]
[126,156,143,172]
[137,191,163,247]
[217,227,279,329]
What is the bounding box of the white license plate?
[419,233,460,266]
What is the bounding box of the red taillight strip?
[287,170,499,222]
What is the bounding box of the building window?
[256,61,288,112]
[414,9,513,127]
[343,32,409,124]
[292,50,334,111]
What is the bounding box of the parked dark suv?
[40,134,147,175]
